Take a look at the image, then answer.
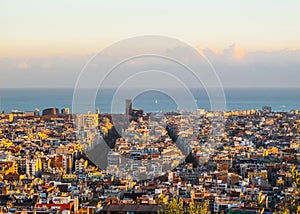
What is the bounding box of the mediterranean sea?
[0,88,300,114]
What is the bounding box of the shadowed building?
[125,99,132,116]
[42,108,59,116]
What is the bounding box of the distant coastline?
[0,87,300,113]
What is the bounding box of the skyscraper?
[125,99,132,115]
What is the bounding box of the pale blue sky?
[0,1,299,88]
[1,0,300,57]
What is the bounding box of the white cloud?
[223,44,245,60]
[0,47,299,88]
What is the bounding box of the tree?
[160,196,209,214]
[166,196,184,214]
[156,193,168,205]
[291,166,300,193]
[160,196,184,214]
[188,200,209,214]
[279,166,300,213]
[257,191,266,214]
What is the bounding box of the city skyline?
[0,2,300,212]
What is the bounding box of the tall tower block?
[125,99,132,115]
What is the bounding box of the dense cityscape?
[0,101,299,214]
[2,0,300,213]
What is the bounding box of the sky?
[0,0,300,88]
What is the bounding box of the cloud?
[223,44,245,60]
[200,44,245,61]
[195,45,204,53]
[18,62,29,70]
[0,47,300,88]
[196,45,222,57]
[210,47,222,55]
[201,47,300,88]
[232,44,245,60]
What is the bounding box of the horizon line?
[1,87,300,90]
